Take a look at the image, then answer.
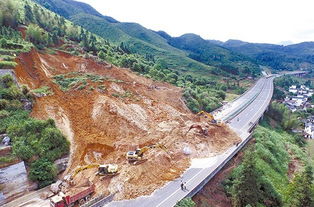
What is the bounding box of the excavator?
[197,111,223,127]
[185,124,209,136]
[126,143,168,163]
[65,163,118,185]
[50,163,118,196]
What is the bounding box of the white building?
[305,123,314,139]
[289,85,298,94]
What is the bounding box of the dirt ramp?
[14,49,241,200]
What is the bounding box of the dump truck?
[49,184,95,207]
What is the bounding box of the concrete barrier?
[186,133,253,198]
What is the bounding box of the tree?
[13,140,34,160]
[285,165,314,207]
[273,88,285,100]
[231,151,261,207]
[98,51,105,60]
[0,0,19,28]
[0,74,14,88]
[39,127,69,161]
[24,3,34,24]
[66,25,79,41]
[175,197,196,207]
[29,158,57,188]
[26,24,48,46]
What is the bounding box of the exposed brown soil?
[0,146,12,156]
[14,49,241,200]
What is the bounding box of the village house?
[284,84,313,112]
[304,116,314,139]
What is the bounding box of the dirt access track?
[14,49,240,200]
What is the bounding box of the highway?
[228,76,274,135]
[104,76,274,207]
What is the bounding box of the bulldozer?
[126,143,168,163]
[197,111,223,127]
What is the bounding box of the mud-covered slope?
[14,49,240,199]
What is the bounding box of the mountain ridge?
[34,0,261,77]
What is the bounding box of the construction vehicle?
[67,164,99,182]
[49,163,118,205]
[67,163,118,181]
[197,111,223,126]
[50,183,95,207]
[186,124,208,136]
[50,163,119,190]
[97,164,119,176]
[126,143,167,163]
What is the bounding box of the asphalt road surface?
[214,78,266,121]
[229,77,274,135]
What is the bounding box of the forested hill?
[34,0,103,18]
[218,39,314,71]
[33,0,260,78]
[160,33,260,76]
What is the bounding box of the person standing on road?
[184,182,187,191]
[180,180,184,190]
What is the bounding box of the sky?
[78,0,314,44]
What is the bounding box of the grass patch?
[0,45,33,55]
[45,48,57,55]
[0,61,17,69]
[225,93,239,102]
[97,85,106,92]
[0,154,18,165]
[53,72,123,91]
[111,93,120,98]
[0,55,15,61]
[32,86,53,96]
[111,91,139,101]
[307,139,314,169]
[108,78,124,83]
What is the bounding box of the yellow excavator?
[51,163,118,193]
[197,111,223,127]
[97,164,119,176]
[186,124,209,136]
[68,163,118,182]
[126,143,168,163]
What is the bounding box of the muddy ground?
[14,49,241,200]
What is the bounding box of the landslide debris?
[14,49,240,200]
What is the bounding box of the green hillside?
[69,13,222,79]
[221,39,314,71]
[165,33,260,77]
[33,0,262,79]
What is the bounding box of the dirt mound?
[14,49,240,200]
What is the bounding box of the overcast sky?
[78,0,314,44]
